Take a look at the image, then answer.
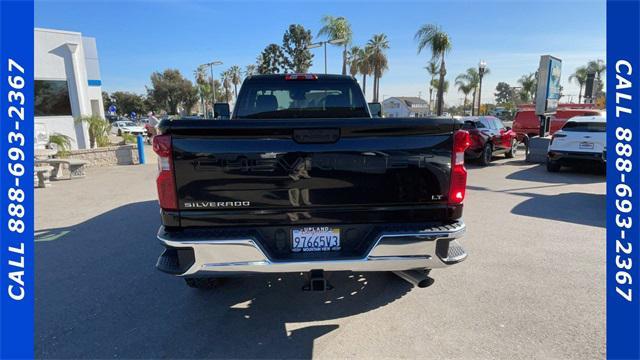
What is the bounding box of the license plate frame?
[291,227,341,252]
[579,141,594,149]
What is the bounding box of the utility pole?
[478,60,487,115]
[199,60,223,117]
[307,39,346,74]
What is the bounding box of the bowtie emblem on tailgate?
[293,129,340,144]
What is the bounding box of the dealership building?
[35,28,105,149]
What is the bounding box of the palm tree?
[456,69,478,115]
[220,70,232,103]
[518,73,537,103]
[415,24,452,115]
[244,64,257,78]
[358,46,373,97]
[455,77,473,115]
[229,65,242,99]
[424,60,439,113]
[367,34,390,102]
[455,66,490,115]
[587,60,606,99]
[587,60,606,80]
[347,46,361,77]
[318,15,353,75]
[569,66,588,103]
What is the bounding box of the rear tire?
[184,277,220,289]
[546,159,561,172]
[479,143,492,166]
[505,139,517,158]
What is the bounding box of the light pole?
[477,60,487,115]
[199,60,223,117]
[306,39,346,74]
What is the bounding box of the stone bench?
[35,159,89,180]
[34,165,54,188]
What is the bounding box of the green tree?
[75,115,111,148]
[424,60,439,113]
[415,24,452,115]
[494,82,515,104]
[110,91,146,116]
[568,66,588,103]
[147,69,195,114]
[318,15,353,75]
[257,44,286,74]
[367,34,390,102]
[347,46,361,77]
[347,45,373,97]
[587,60,606,99]
[517,73,537,103]
[245,64,257,77]
[102,91,112,113]
[431,78,449,94]
[228,65,243,99]
[282,24,314,73]
[220,70,232,103]
[455,67,490,115]
[455,77,473,114]
[181,86,199,115]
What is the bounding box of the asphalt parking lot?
[35,147,606,359]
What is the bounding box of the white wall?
[35,28,104,149]
[382,98,410,118]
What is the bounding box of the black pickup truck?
[153,74,470,290]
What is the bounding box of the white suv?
[547,115,606,172]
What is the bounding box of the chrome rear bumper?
[157,221,466,276]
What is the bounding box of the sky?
[35,0,606,105]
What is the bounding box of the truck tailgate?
[164,118,460,227]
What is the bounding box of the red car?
[462,116,518,166]
[512,104,603,145]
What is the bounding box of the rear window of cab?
[561,121,606,132]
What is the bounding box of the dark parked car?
[462,116,518,166]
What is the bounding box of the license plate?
[291,227,340,252]
[579,142,594,149]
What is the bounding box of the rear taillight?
[449,130,470,205]
[152,135,177,210]
[285,73,318,80]
[550,133,566,145]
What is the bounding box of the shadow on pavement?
[467,185,605,228]
[510,191,606,228]
[506,164,605,185]
[35,201,412,359]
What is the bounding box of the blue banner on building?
[0,0,35,358]
[606,0,640,359]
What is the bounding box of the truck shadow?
[505,164,605,184]
[467,185,605,228]
[35,201,412,359]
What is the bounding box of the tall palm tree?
[228,65,243,99]
[587,60,606,80]
[220,70,232,103]
[347,46,361,77]
[367,34,390,102]
[455,66,490,115]
[358,46,373,97]
[415,24,452,115]
[518,73,537,103]
[424,60,439,113]
[456,69,479,115]
[586,60,606,99]
[569,66,588,103]
[318,15,353,75]
[244,64,257,77]
[455,77,473,114]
